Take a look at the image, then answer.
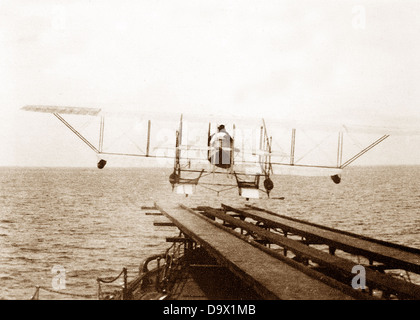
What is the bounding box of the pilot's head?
[218,124,225,131]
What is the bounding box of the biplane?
[21,105,391,200]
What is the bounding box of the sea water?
[0,166,419,299]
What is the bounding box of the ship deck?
[156,203,355,300]
[108,202,420,300]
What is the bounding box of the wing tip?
[21,105,101,116]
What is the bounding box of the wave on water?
[0,166,419,299]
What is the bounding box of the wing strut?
[337,131,344,168]
[146,120,151,157]
[340,134,389,169]
[99,116,105,153]
[290,128,296,165]
[53,113,99,153]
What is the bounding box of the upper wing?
[20,105,413,174]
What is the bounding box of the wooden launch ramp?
[225,204,420,274]
[154,202,420,300]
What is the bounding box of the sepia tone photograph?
[0,0,419,308]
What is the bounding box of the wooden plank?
[245,204,420,254]
[223,204,420,274]
[166,237,190,243]
[141,206,157,210]
[155,202,357,300]
[154,222,176,227]
[203,206,420,299]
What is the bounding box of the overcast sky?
[1,0,420,167]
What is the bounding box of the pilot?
[209,125,232,147]
[208,124,233,168]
